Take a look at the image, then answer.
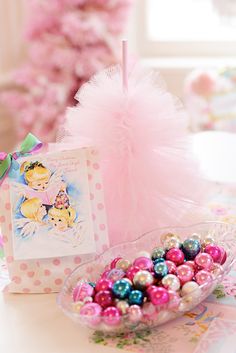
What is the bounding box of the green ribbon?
[0,133,42,185]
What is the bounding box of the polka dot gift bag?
[0,134,109,293]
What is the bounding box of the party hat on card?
[61,40,206,245]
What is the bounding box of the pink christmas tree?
[1,0,131,142]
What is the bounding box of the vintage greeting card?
[10,148,96,260]
[0,139,109,293]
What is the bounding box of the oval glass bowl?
[57,221,236,333]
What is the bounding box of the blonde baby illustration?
[48,190,84,246]
[14,161,66,210]
[15,198,47,238]
[48,206,76,232]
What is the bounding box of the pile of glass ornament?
[71,232,227,329]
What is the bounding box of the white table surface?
[0,292,120,353]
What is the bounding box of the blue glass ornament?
[151,247,165,261]
[154,262,168,278]
[112,279,132,299]
[128,290,144,305]
[153,258,165,265]
[182,238,201,260]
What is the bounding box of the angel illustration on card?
[10,148,97,260]
[15,197,48,239]
[13,160,66,211]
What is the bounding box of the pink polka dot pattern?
[12,276,21,284]
[90,193,94,200]
[44,269,51,276]
[93,163,100,170]
[99,224,106,231]
[92,214,96,221]
[87,160,91,166]
[20,263,28,271]
[2,235,8,243]
[86,266,93,274]
[44,288,52,294]
[74,256,81,265]
[64,268,72,275]
[88,174,92,180]
[55,278,63,285]
[0,216,6,223]
[5,203,11,210]
[97,203,104,210]
[95,183,102,190]
[6,256,13,263]
[8,223,12,231]
[23,288,31,293]
[53,259,60,266]
[27,271,35,278]
[95,234,99,241]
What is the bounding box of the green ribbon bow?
[0,133,42,185]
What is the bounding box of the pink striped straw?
[122,39,128,92]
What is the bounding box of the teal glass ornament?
[88,282,96,288]
[154,262,168,278]
[182,238,201,260]
[153,258,165,265]
[112,279,132,299]
[128,290,144,305]
[151,247,165,261]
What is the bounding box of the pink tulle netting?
[59,66,207,245]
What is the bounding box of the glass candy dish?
[57,222,236,333]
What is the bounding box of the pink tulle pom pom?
[61,66,206,245]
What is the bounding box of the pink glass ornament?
[165,260,177,275]
[126,266,140,281]
[102,306,121,326]
[110,257,123,269]
[72,282,94,302]
[94,290,113,308]
[195,253,213,270]
[168,290,181,309]
[133,257,153,271]
[176,264,194,284]
[106,269,125,282]
[219,246,227,265]
[95,278,113,292]
[80,302,102,326]
[205,244,222,263]
[128,305,143,323]
[166,248,185,265]
[147,286,169,306]
[195,270,213,286]
[185,261,197,272]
